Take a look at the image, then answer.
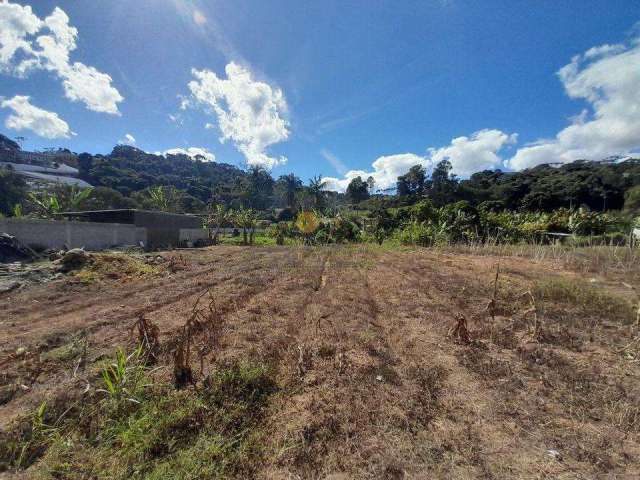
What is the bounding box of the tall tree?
[346,176,370,203]
[426,159,458,206]
[397,165,426,197]
[275,173,302,209]
[366,176,376,194]
[243,166,275,210]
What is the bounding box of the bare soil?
[1,245,639,479]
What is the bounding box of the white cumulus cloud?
[0,2,123,114]
[429,129,517,177]
[1,95,74,139]
[507,36,640,170]
[160,147,216,162]
[323,153,430,193]
[322,129,515,192]
[187,62,289,168]
[60,63,123,115]
[0,2,41,70]
[118,133,136,145]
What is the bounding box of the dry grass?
[442,241,640,282]
[2,245,640,478]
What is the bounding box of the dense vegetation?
[2,136,640,246]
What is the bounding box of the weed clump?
[2,347,277,479]
[533,279,635,324]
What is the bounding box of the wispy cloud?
[169,0,242,63]
[118,133,136,146]
[320,148,348,175]
[192,9,207,26]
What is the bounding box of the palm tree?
[276,174,302,210]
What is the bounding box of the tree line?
[2,141,640,220]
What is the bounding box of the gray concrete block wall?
[0,218,145,251]
[179,228,208,243]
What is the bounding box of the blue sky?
[1,0,640,191]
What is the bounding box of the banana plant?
[27,191,62,218]
[146,186,180,212]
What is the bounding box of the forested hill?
[389,157,640,213]
[455,159,640,211]
[3,130,640,215]
[77,146,247,202]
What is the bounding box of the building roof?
[18,171,92,188]
[1,161,79,175]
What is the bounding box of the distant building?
[0,161,92,188]
[0,134,91,189]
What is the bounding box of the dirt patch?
[1,245,639,478]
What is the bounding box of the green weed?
[12,360,276,479]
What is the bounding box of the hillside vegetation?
[2,133,640,223]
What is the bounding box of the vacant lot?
[1,245,639,479]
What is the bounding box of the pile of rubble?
[0,262,61,294]
[55,248,92,272]
[0,234,97,293]
[0,233,38,263]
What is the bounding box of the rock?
[0,233,37,263]
[15,346,26,357]
[48,250,63,261]
[58,248,92,272]
[0,281,22,294]
[546,449,562,461]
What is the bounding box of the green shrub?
[410,199,437,222]
[397,221,441,247]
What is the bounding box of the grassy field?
[1,243,639,478]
